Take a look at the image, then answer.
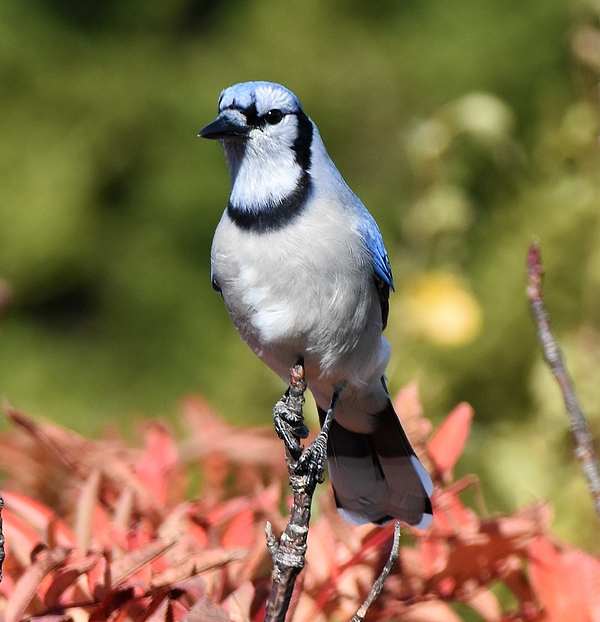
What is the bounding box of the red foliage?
[0,385,598,621]
[428,402,474,483]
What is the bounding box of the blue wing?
[357,212,394,329]
[358,213,394,290]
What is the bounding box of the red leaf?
[187,522,208,550]
[393,382,432,451]
[4,547,70,622]
[529,536,600,622]
[44,550,103,607]
[494,502,553,544]
[206,497,253,527]
[305,517,337,585]
[110,535,179,587]
[391,382,437,479]
[419,533,449,578]
[181,395,285,471]
[89,583,146,622]
[149,549,247,589]
[135,422,179,506]
[427,402,474,482]
[88,550,110,598]
[157,503,208,558]
[497,554,538,612]
[74,469,102,553]
[562,548,600,622]
[429,482,480,537]
[3,491,76,549]
[2,507,48,569]
[5,408,165,526]
[222,509,255,549]
[142,594,170,622]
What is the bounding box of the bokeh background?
[0,0,598,552]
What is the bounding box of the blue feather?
[357,211,394,291]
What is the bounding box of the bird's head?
[199,82,303,141]
[199,82,314,210]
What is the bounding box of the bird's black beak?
[198,115,250,140]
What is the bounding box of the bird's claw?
[297,389,339,483]
[273,367,341,478]
[273,363,308,460]
[273,407,304,457]
[298,431,328,483]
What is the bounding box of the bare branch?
[351,522,401,622]
[264,366,401,621]
[264,362,338,622]
[526,240,600,520]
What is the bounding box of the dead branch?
[264,362,399,621]
[264,362,337,621]
[526,240,600,521]
[351,522,401,622]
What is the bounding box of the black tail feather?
[318,400,433,527]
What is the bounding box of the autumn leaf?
[4,547,70,622]
[44,550,103,607]
[0,394,597,622]
[393,382,433,468]
[135,422,179,507]
[222,509,256,549]
[427,402,474,482]
[528,536,600,622]
[3,491,76,549]
[5,407,165,526]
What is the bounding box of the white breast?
[237,263,301,342]
[211,197,384,388]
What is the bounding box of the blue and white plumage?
[199,81,433,527]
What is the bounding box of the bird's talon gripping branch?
[272,362,308,460]
[273,405,303,457]
[263,364,338,620]
[298,388,340,483]
[297,430,327,482]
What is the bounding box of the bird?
[198,81,433,528]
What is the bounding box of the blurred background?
[0,0,598,550]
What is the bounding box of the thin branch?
[351,522,401,622]
[264,363,338,622]
[526,240,600,520]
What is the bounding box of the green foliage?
[0,0,598,548]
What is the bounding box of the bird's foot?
[298,388,341,484]
[273,361,308,461]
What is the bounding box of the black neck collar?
[227,171,312,233]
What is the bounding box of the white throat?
[225,132,304,211]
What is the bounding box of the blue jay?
[199,81,433,528]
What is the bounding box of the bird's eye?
[264,109,284,125]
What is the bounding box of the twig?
[526,240,600,520]
[264,363,338,622]
[351,522,401,622]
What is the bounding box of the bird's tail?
[319,399,433,527]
